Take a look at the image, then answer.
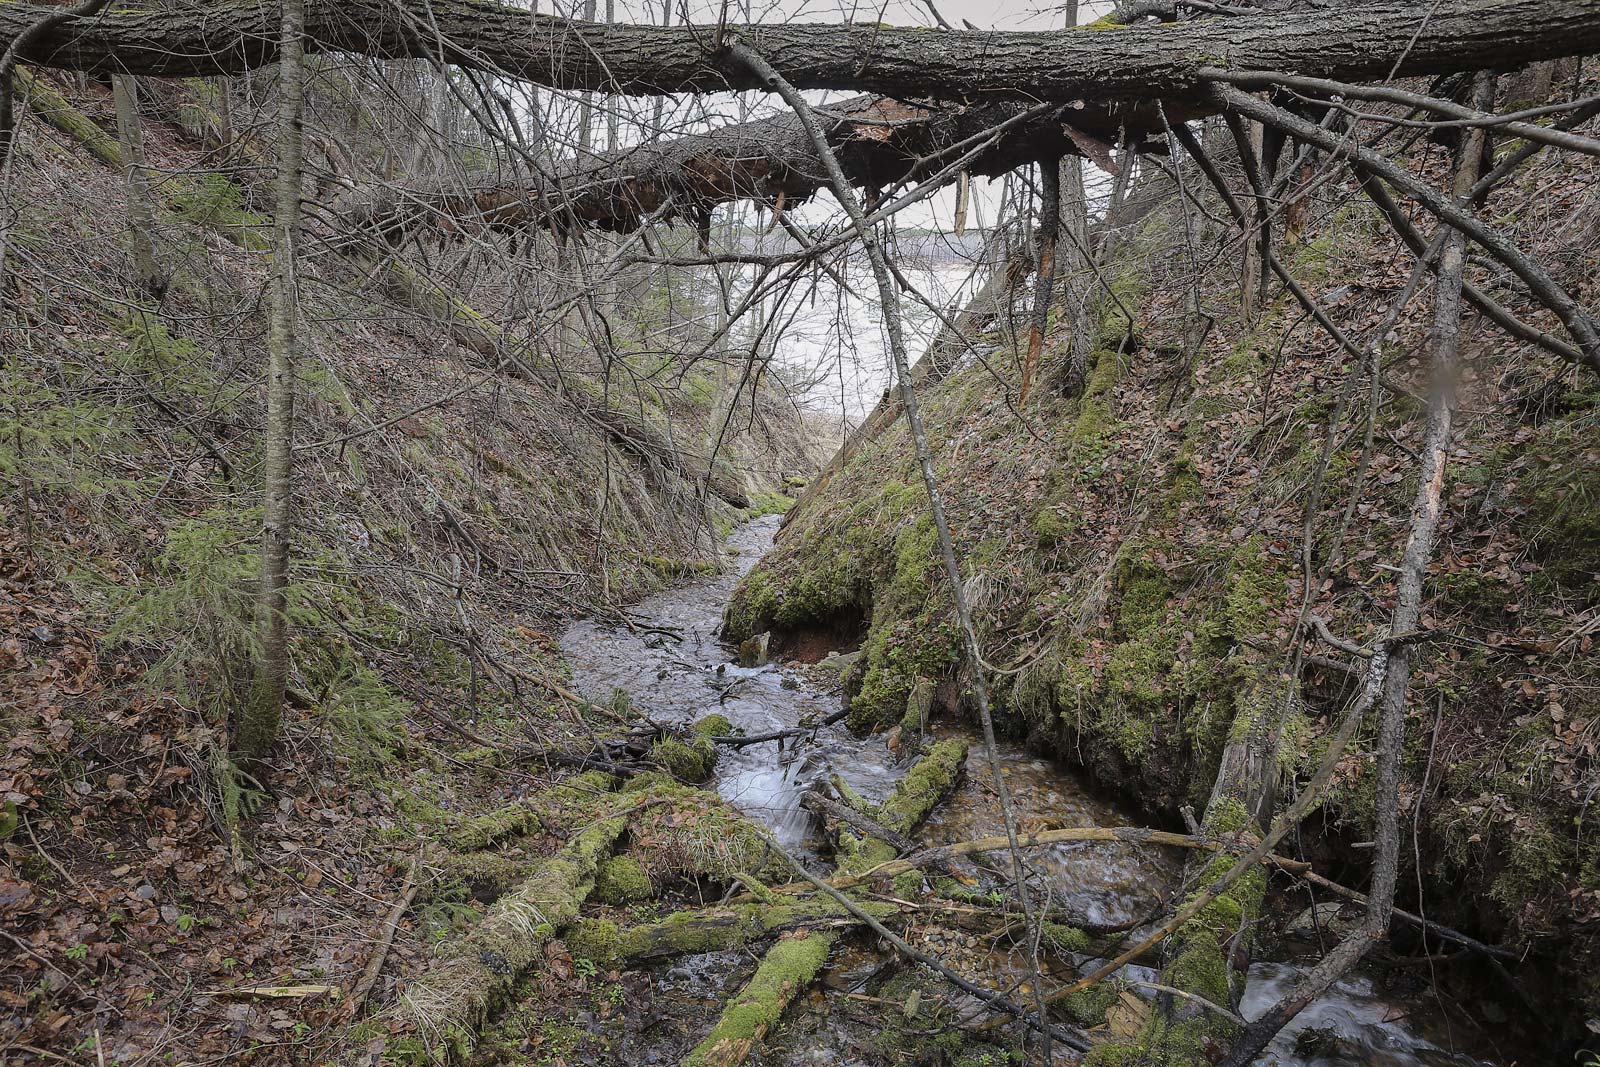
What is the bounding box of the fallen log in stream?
[391,811,631,1064]
[681,737,970,1067]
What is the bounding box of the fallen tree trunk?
[373,250,753,506]
[393,813,628,1064]
[561,740,971,1064]
[16,2,1600,251]
[833,736,968,877]
[1086,671,1296,1063]
[684,931,834,1067]
[346,99,1111,239]
[447,770,616,852]
[10,0,1599,105]
[569,896,898,965]
[672,737,969,1067]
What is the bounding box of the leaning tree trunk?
[109,73,160,294]
[783,251,1028,529]
[238,0,305,764]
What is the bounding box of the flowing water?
[559,517,1502,1066]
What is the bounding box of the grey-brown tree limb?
[7,0,1600,103]
[19,0,1600,268]
[343,95,1095,238]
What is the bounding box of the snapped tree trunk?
[238,0,305,765]
[396,813,629,1064]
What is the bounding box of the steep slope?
[1,71,824,1063]
[726,81,1600,1045]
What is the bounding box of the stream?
[559,517,1502,1067]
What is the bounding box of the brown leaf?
[1062,124,1117,174]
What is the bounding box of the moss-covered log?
[683,930,834,1067]
[389,814,628,1065]
[567,896,899,966]
[835,736,968,876]
[14,71,269,249]
[438,852,537,901]
[447,770,617,852]
[668,738,972,1065]
[15,68,123,167]
[619,771,781,883]
[593,853,654,904]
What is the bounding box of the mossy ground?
[725,127,1600,1036]
[1,70,831,1065]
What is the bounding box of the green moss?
[567,917,625,967]
[448,771,616,851]
[1437,568,1514,615]
[14,70,122,167]
[1081,1045,1140,1067]
[1032,505,1078,548]
[605,898,888,964]
[724,567,780,639]
[873,971,1009,1065]
[897,675,935,746]
[647,714,735,783]
[1162,456,1203,519]
[167,172,270,249]
[440,852,534,900]
[743,488,796,519]
[1112,545,1172,637]
[1068,346,1124,476]
[388,815,627,1064]
[651,733,716,782]
[891,868,925,898]
[1059,980,1120,1028]
[881,738,967,835]
[695,713,735,738]
[684,931,833,1067]
[836,737,968,874]
[1222,535,1283,639]
[1090,795,1267,1066]
[1041,922,1092,956]
[594,854,654,904]
[625,781,775,883]
[1490,816,1566,911]
[1518,413,1600,590]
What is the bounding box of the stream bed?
[558,517,1502,1067]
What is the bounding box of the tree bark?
[238,0,305,765]
[8,0,1599,106]
[399,813,629,1064]
[108,72,160,294]
[1019,159,1060,407]
[344,95,1101,238]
